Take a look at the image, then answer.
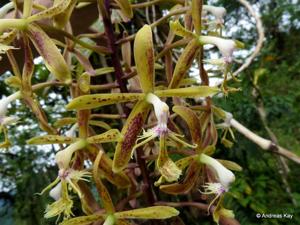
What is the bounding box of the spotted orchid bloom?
[134,93,196,150]
[133,93,196,182]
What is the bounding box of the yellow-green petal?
[114,206,179,219]
[134,25,154,93]
[66,93,145,110]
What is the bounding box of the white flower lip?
[49,182,62,201]
[199,154,235,190]
[146,93,169,132]
[200,36,237,63]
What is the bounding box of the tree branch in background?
[229,118,300,165]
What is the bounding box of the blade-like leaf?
[26,24,71,83]
[115,206,179,219]
[27,135,77,145]
[155,86,219,98]
[113,100,150,173]
[66,93,145,110]
[134,25,154,93]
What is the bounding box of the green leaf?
[66,93,145,110]
[134,25,154,93]
[114,206,179,219]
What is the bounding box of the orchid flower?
[203,5,227,25]
[0,92,20,149]
[134,93,196,151]
[198,153,235,212]
[133,93,196,182]
[41,168,91,219]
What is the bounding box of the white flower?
[146,93,169,133]
[65,123,78,137]
[49,182,62,201]
[203,5,227,24]
[0,92,20,117]
[55,139,87,170]
[200,36,237,63]
[199,153,235,190]
[43,169,91,218]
